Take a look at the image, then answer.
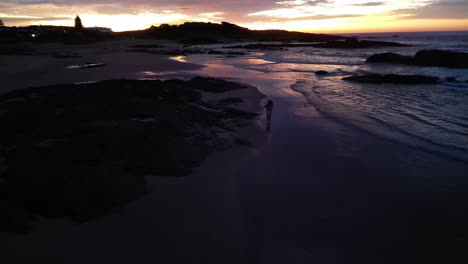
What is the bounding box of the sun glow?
[34,12,188,32]
[1,0,467,33]
[243,15,468,34]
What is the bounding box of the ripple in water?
[292,77,468,162]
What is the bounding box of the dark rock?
[343,74,439,84]
[130,44,164,48]
[226,43,299,50]
[208,50,224,55]
[0,77,257,233]
[226,51,246,56]
[315,70,329,75]
[220,97,244,103]
[414,50,468,68]
[207,50,245,56]
[366,52,413,65]
[234,137,253,147]
[227,42,341,50]
[179,38,221,45]
[367,50,468,68]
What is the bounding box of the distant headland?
[0,15,345,44]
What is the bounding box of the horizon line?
[3,20,468,35]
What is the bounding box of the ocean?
[2,31,467,263]
[158,33,468,261]
[166,31,468,164]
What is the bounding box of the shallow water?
[2,33,468,264]
[155,31,468,163]
[147,33,468,262]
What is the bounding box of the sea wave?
[291,79,468,163]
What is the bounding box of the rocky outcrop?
[366,52,413,65]
[315,70,329,75]
[227,43,317,50]
[343,74,439,84]
[0,77,258,233]
[413,50,468,68]
[367,50,468,68]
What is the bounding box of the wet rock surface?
[366,52,413,64]
[0,77,258,233]
[367,50,468,68]
[315,70,329,75]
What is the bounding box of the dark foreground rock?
[367,50,468,68]
[227,43,319,50]
[0,77,259,233]
[414,50,468,68]
[343,74,439,84]
[366,52,413,64]
[315,70,329,76]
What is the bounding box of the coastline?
[0,75,267,263]
[0,39,204,94]
[1,36,468,263]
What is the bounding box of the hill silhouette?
[116,21,345,43]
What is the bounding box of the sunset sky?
[1,0,467,33]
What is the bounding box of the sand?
[2,39,468,264]
[0,78,267,264]
[0,42,269,263]
[0,39,203,94]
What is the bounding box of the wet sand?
[0,40,203,94]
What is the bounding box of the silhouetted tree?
[75,16,83,30]
[0,19,4,27]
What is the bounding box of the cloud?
[248,0,431,20]
[403,0,468,19]
[0,0,467,32]
[354,2,384,7]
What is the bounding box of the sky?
[1,0,467,33]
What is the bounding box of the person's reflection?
[264,99,274,131]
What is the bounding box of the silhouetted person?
[265,99,274,131]
[0,19,4,27]
[75,16,83,30]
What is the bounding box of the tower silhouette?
[75,16,83,30]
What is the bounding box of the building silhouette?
[75,16,83,30]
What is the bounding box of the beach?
[1,34,468,264]
[0,39,204,93]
